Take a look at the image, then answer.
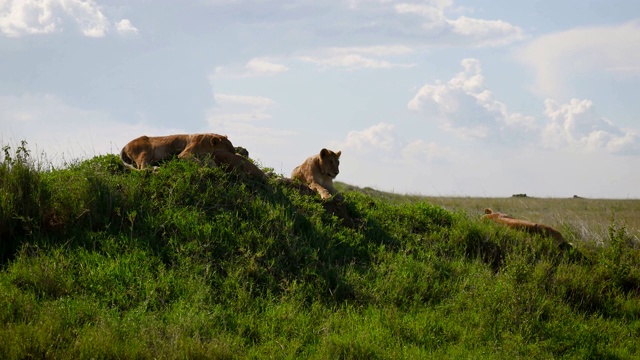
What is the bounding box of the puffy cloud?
[213,58,289,78]
[115,19,138,36]
[516,21,640,98]
[341,122,398,152]
[0,0,60,36]
[59,0,109,37]
[336,122,452,164]
[0,0,137,38]
[542,99,639,154]
[409,59,638,154]
[408,58,536,140]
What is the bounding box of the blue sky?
[1,0,639,198]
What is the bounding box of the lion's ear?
[484,208,493,214]
[320,148,329,158]
[336,150,341,158]
[210,136,219,146]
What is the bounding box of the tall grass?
[1,142,639,359]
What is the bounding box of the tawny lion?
[120,133,266,179]
[291,148,342,200]
[482,208,566,244]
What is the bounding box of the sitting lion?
[291,148,342,200]
[120,133,266,179]
[482,208,566,244]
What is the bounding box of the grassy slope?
[1,145,639,359]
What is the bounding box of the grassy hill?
[1,142,639,359]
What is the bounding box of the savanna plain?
[1,142,639,359]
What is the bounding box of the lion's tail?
[120,147,137,170]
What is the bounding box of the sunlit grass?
[1,142,639,359]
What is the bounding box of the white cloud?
[115,19,138,36]
[330,122,458,194]
[340,122,398,152]
[542,98,639,154]
[335,122,452,164]
[0,0,60,36]
[446,16,525,47]
[516,21,640,98]
[59,0,109,37]
[409,58,536,140]
[298,45,415,70]
[0,0,137,38]
[199,0,518,48]
[408,58,639,154]
[245,58,289,76]
[392,1,525,47]
[394,2,446,20]
[214,58,289,78]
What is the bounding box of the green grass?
[1,142,639,359]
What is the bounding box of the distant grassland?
[1,143,639,359]
[339,182,640,245]
[429,196,640,244]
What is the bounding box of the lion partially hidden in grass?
[291,148,342,200]
[120,133,266,179]
[482,208,568,246]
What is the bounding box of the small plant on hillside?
[0,141,50,263]
[601,216,640,293]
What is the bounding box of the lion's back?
[291,155,316,182]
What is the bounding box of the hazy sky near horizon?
[1,0,639,198]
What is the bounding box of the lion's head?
[319,148,341,179]
[190,134,236,154]
[210,134,236,153]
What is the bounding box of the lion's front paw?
[320,190,332,200]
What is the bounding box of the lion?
[120,133,234,170]
[291,148,342,200]
[120,133,267,179]
[482,208,566,245]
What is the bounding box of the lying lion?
[120,133,266,179]
[291,148,342,200]
[482,208,566,244]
